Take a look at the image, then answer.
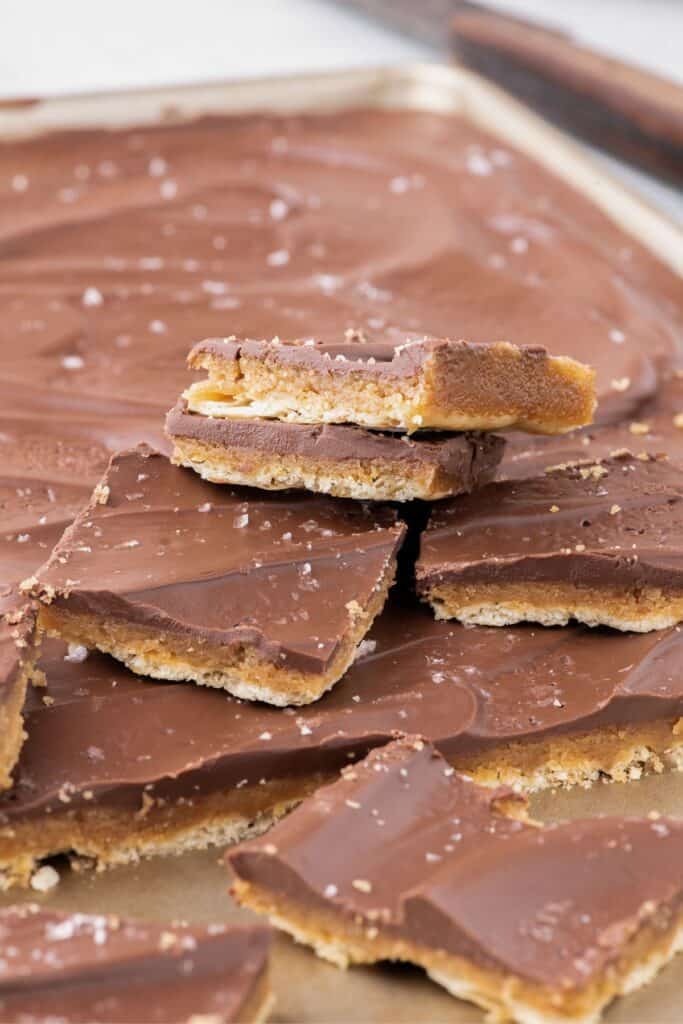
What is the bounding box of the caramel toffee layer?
[417,453,683,630]
[501,373,683,481]
[185,333,596,435]
[28,446,405,702]
[0,608,35,791]
[1,596,681,834]
[166,400,505,500]
[0,905,271,1024]
[229,738,683,1022]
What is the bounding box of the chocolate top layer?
[418,452,683,590]
[0,904,269,1023]
[2,595,681,822]
[230,738,683,989]
[191,333,552,376]
[31,447,405,674]
[166,400,505,479]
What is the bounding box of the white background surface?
[1,0,681,219]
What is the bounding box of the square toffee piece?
[25,446,406,706]
[417,452,683,631]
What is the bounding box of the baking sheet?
[1,65,682,1022]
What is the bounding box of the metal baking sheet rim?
[2,63,682,276]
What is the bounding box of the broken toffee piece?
[27,446,405,706]
[229,738,683,1024]
[185,334,596,435]
[1,600,681,890]
[0,608,35,791]
[166,400,505,502]
[417,453,683,632]
[0,905,272,1024]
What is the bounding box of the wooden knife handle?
[450,1,683,185]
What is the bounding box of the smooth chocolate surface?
[230,738,683,990]
[30,447,405,675]
[2,594,681,824]
[0,396,167,619]
[166,400,505,481]
[451,1,683,184]
[0,904,270,1023]
[418,452,683,592]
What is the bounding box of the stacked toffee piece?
[9,325,683,1022]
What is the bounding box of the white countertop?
[1,0,681,221]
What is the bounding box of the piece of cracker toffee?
[166,400,505,502]
[230,737,683,1024]
[26,446,405,706]
[418,452,683,631]
[185,334,596,435]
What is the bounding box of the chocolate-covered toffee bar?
[166,401,505,501]
[0,608,35,791]
[418,453,683,631]
[185,334,596,434]
[229,738,683,1024]
[451,1,683,185]
[26,446,405,706]
[0,598,681,889]
[0,905,272,1024]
